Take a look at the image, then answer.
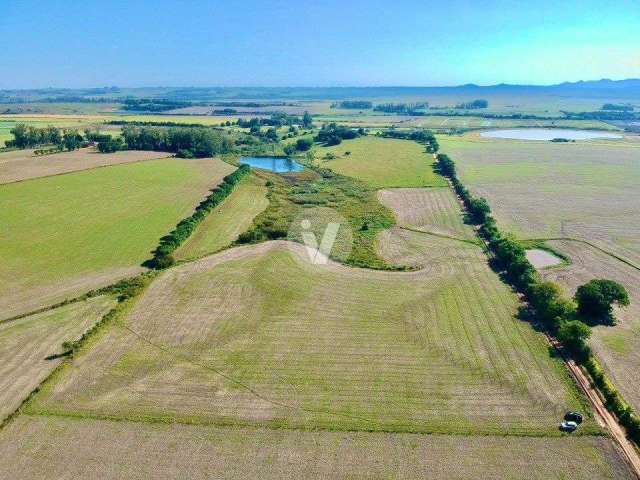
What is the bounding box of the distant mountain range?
[2,79,639,101]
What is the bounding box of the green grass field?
[176,174,269,260]
[0,157,234,319]
[316,136,447,188]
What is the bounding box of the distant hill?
[1,79,639,102]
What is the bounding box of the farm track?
[547,335,640,479]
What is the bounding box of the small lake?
[239,156,304,173]
[480,128,623,141]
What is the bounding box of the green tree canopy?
[575,279,630,323]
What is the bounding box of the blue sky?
[1,0,638,88]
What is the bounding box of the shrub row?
[435,151,640,444]
[147,164,250,269]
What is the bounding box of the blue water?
[480,128,622,141]
[239,156,304,173]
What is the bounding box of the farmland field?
[0,296,115,422]
[541,240,640,411]
[0,147,172,184]
[30,239,590,436]
[439,132,640,413]
[0,415,633,480]
[316,136,447,188]
[0,157,235,319]
[438,133,640,265]
[175,174,268,260]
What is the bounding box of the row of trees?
[331,101,373,109]
[455,99,488,109]
[121,126,233,158]
[6,124,88,151]
[436,152,637,442]
[373,102,428,114]
[148,164,250,268]
[379,129,439,153]
[237,112,313,129]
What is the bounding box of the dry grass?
[31,241,588,436]
[0,148,173,184]
[0,297,114,421]
[542,240,640,411]
[438,134,640,265]
[378,187,476,240]
[0,415,633,480]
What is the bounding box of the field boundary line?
[0,152,173,186]
[398,225,484,247]
[523,237,640,272]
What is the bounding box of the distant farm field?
[317,136,447,188]
[31,240,589,436]
[175,175,268,260]
[0,147,172,184]
[438,134,640,265]
[0,415,632,480]
[0,296,115,421]
[0,158,235,319]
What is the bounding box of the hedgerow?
[146,164,250,268]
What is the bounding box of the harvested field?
[542,240,640,411]
[31,241,589,436]
[0,158,235,320]
[526,249,563,269]
[317,136,447,188]
[0,297,115,422]
[377,227,483,269]
[378,187,476,240]
[0,148,172,184]
[438,134,640,265]
[175,175,268,260]
[0,415,633,480]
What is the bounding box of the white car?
[560,421,578,432]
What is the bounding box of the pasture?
[0,147,172,184]
[0,157,234,319]
[0,415,633,480]
[30,239,589,436]
[175,174,269,260]
[316,136,447,188]
[0,296,115,422]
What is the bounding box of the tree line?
[331,101,373,109]
[373,102,428,114]
[6,124,90,151]
[120,126,233,158]
[455,99,488,109]
[314,123,363,146]
[379,129,439,153]
[435,152,637,443]
[147,164,250,268]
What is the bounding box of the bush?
[295,137,313,151]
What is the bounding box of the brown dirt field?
[378,187,476,240]
[0,297,114,422]
[0,415,633,480]
[0,148,173,184]
[542,240,640,411]
[31,241,587,436]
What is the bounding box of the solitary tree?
[575,279,629,323]
[302,111,313,129]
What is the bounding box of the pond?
[526,249,563,269]
[480,128,623,141]
[239,156,304,173]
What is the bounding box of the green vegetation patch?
[0,157,234,318]
[316,136,447,188]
